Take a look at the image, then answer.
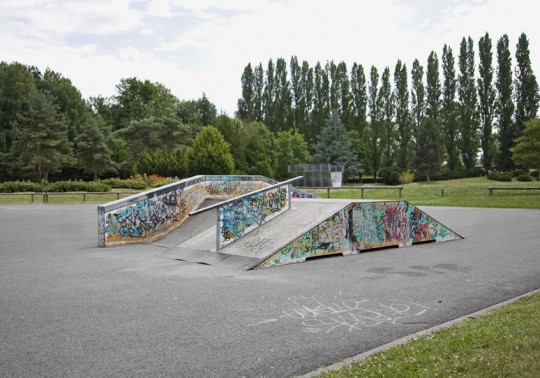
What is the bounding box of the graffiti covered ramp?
[158,199,350,270]
[160,199,462,270]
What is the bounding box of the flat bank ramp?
[159,199,462,270]
[158,199,350,270]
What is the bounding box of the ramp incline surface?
[159,198,462,270]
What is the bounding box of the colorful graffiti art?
[218,186,290,247]
[257,206,356,268]
[256,201,462,269]
[99,175,282,247]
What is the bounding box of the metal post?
[287,184,292,211]
[216,207,221,252]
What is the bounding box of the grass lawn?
[307,177,540,209]
[318,292,540,378]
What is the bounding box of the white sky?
[1,0,539,115]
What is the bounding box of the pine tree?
[494,34,515,171]
[458,36,480,169]
[185,126,234,175]
[477,33,496,173]
[511,118,540,176]
[514,33,540,134]
[75,115,116,180]
[442,45,460,170]
[313,113,359,177]
[414,117,444,181]
[7,89,73,181]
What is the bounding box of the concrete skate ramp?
[160,199,462,270]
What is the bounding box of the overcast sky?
[1,0,538,115]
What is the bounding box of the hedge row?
[0,181,42,193]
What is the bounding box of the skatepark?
[1,176,539,377]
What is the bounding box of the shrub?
[379,166,401,185]
[512,169,528,177]
[46,181,111,192]
[517,173,533,182]
[0,181,42,193]
[487,172,501,181]
[398,171,415,185]
[531,171,539,179]
[100,178,147,190]
[497,174,512,182]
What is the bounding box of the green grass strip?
[318,292,540,378]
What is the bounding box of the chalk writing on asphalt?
[247,293,430,334]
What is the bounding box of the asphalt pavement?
[1,204,539,377]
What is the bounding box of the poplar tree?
[494,35,515,171]
[253,63,264,122]
[367,66,382,179]
[237,63,254,121]
[394,60,412,170]
[300,61,314,135]
[290,56,303,131]
[350,63,368,134]
[458,36,479,169]
[442,45,460,170]
[262,59,276,132]
[311,62,330,144]
[273,58,292,132]
[477,33,496,173]
[425,51,442,123]
[379,67,395,167]
[410,59,425,141]
[514,32,540,134]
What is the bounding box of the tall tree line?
[237,32,539,176]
